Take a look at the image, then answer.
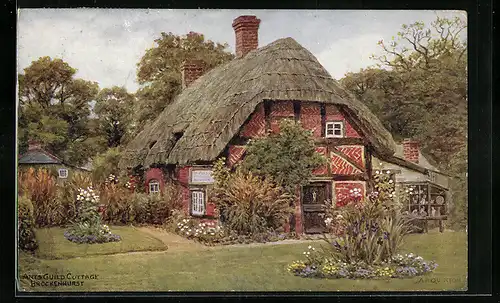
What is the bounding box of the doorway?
[301,183,330,234]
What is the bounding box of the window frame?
[325,121,344,138]
[58,168,68,179]
[148,179,160,194]
[190,189,206,216]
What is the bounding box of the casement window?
[149,179,160,194]
[191,190,206,216]
[58,168,68,179]
[325,121,344,138]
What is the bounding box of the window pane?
[334,124,341,129]
[334,129,341,135]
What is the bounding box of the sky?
[17,9,466,93]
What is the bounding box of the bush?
[18,167,62,227]
[100,181,183,225]
[18,195,39,252]
[212,167,294,235]
[241,119,327,193]
[100,183,132,224]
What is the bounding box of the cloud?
[17,9,466,93]
[316,33,385,80]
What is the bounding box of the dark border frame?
[2,0,494,301]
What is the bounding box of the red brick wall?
[334,181,366,207]
[330,151,363,175]
[325,104,361,138]
[227,145,247,167]
[176,166,191,214]
[300,103,322,137]
[240,104,266,138]
[270,101,294,133]
[145,168,165,193]
[333,145,365,169]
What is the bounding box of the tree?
[18,57,103,165]
[340,16,467,229]
[134,32,234,132]
[241,119,327,194]
[94,86,136,148]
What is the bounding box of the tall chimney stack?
[402,138,419,164]
[232,15,261,58]
[27,140,42,151]
[181,59,205,88]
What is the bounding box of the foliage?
[91,148,123,184]
[18,56,104,164]
[287,245,438,279]
[18,195,39,252]
[321,176,413,265]
[134,32,234,133]
[100,181,183,225]
[18,168,62,227]
[241,119,327,193]
[211,167,294,235]
[56,172,93,224]
[172,216,293,246]
[340,16,467,229]
[94,86,136,147]
[65,186,121,244]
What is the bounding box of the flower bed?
[174,218,294,246]
[287,246,438,279]
[64,224,121,244]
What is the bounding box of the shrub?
[212,168,294,235]
[100,183,132,224]
[65,186,121,244]
[18,195,38,252]
[18,167,62,227]
[241,119,327,193]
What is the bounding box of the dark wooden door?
[302,183,330,234]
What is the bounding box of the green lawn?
[18,227,467,292]
[33,226,167,259]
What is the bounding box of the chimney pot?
[402,138,419,164]
[232,15,261,58]
[28,140,42,151]
[181,59,205,88]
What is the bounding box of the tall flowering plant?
[64,186,121,244]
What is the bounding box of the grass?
[33,226,167,259]
[18,227,467,292]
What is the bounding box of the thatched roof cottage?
[120,15,445,234]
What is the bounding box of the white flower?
[303,252,306,255]
[389,180,393,184]
[308,245,312,249]
[386,170,390,174]
[306,252,310,255]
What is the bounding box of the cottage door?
[302,183,329,234]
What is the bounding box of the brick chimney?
[402,138,419,163]
[27,140,42,151]
[232,15,261,58]
[181,59,205,88]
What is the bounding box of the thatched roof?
[120,38,397,169]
